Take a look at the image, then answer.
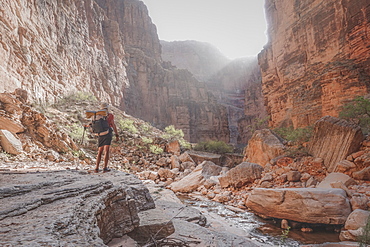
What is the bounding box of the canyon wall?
[0,0,230,143]
[121,1,230,143]
[260,0,370,128]
[0,0,128,105]
[161,41,266,144]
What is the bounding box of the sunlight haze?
[140,0,267,59]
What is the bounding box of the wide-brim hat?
[100,102,109,109]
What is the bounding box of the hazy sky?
[140,0,267,59]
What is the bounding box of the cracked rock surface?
[0,170,155,246]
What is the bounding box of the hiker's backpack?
[86,110,110,136]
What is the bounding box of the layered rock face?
[260,0,370,128]
[161,41,266,143]
[0,170,155,246]
[0,0,128,105]
[309,116,364,172]
[122,1,230,143]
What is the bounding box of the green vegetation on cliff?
[340,96,370,134]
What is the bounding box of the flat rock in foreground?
[246,188,351,225]
[0,170,155,246]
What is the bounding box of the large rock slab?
[186,150,222,166]
[0,170,155,246]
[170,160,221,193]
[309,116,364,172]
[219,162,263,188]
[244,129,285,167]
[170,164,205,193]
[246,188,351,224]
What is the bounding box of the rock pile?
[0,90,78,161]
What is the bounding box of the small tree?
[340,96,370,134]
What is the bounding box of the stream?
[180,194,341,246]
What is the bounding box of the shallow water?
[180,195,340,246]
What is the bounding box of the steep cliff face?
[0,0,128,105]
[207,58,266,144]
[0,0,230,143]
[260,0,370,128]
[161,41,266,144]
[124,46,230,143]
[120,0,230,143]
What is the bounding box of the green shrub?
[274,126,313,144]
[248,116,269,133]
[150,145,163,154]
[56,91,97,105]
[66,123,85,142]
[359,215,370,246]
[340,96,370,134]
[194,140,234,154]
[140,123,152,134]
[118,118,138,134]
[162,125,191,150]
[141,136,153,144]
[162,125,184,140]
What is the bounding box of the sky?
[140,0,267,60]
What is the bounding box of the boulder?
[170,164,205,192]
[0,170,155,246]
[246,188,351,224]
[170,155,181,169]
[334,160,356,174]
[178,152,195,163]
[244,129,285,167]
[287,171,301,182]
[316,173,357,189]
[350,195,369,210]
[127,207,175,244]
[166,140,180,155]
[339,209,370,242]
[352,167,370,181]
[308,116,364,172]
[201,160,222,179]
[0,129,23,154]
[157,168,176,179]
[219,162,263,188]
[180,161,196,171]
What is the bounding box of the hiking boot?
[103,168,111,173]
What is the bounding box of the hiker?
[94,102,119,173]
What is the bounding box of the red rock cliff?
[0,0,128,105]
[259,0,370,128]
[0,0,230,142]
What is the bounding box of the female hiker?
[94,102,119,173]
